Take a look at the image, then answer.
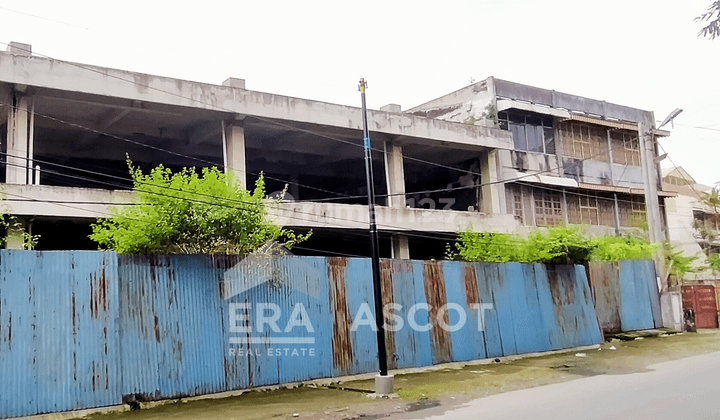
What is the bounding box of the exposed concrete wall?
[406,78,496,128]
[0,53,513,151]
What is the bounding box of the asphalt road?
[403,351,720,420]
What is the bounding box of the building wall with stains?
[0,250,616,418]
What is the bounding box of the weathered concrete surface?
[0,52,513,151]
[1,184,520,233]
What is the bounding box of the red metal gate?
[682,285,719,328]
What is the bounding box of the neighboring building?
[0,43,674,257]
[408,77,675,236]
[662,166,719,280]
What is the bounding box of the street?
[86,331,720,420]
[404,351,720,419]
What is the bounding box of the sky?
[0,0,718,186]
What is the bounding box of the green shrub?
[590,235,655,261]
[449,226,656,265]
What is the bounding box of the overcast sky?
[1,0,718,186]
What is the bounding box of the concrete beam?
[0,184,520,233]
[0,53,513,151]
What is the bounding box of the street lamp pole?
[358,79,393,394]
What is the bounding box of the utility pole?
[638,114,664,246]
[639,108,684,332]
[358,79,393,395]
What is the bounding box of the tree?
[700,186,720,230]
[697,1,720,40]
[90,162,309,254]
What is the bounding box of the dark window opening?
[498,111,555,154]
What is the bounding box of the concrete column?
[390,235,410,260]
[480,150,506,214]
[5,219,26,249]
[384,139,410,259]
[223,121,247,190]
[383,140,406,208]
[6,95,31,184]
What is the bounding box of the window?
[558,122,609,162]
[578,194,600,225]
[505,184,525,224]
[619,196,646,228]
[611,130,641,166]
[534,190,563,226]
[498,112,555,154]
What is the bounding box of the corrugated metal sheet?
[588,260,662,333]
[0,252,625,418]
[0,250,120,419]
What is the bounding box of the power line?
[0,42,497,180]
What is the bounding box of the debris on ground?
[575,353,586,357]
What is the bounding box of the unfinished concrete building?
[0,43,673,257]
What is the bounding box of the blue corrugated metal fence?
[0,251,618,418]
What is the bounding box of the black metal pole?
[358,78,388,377]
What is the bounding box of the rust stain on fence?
[547,266,576,306]
[90,267,109,319]
[463,264,479,306]
[380,260,397,370]
[72,293,77,334]
[423,261,452,364]
[328,258,354,373]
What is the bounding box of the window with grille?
[611,130,641,166]
[578,194,600,225]
[534,190,563,226]
[560,123,609,162]
[506,184,525,224]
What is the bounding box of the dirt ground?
[86,330,720,420]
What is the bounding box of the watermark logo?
[222,243,320,358]
[222,246,495,359]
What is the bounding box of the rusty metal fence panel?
[0,250,120,419]
[1,252,610,418]
[588,260,662,333]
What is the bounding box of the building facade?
[0,43,672,258]
[662,166,719,280]
[408,77,675,237]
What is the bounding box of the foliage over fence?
[90,162,309,255]
[447,226,655,265]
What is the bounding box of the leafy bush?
[708,253,720,274]
[525,227,594,264]
[449,226,656,265]
[662,243,699,283]
[447,231,524,262]
[91,162,309,255]
[590,235,655,261]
